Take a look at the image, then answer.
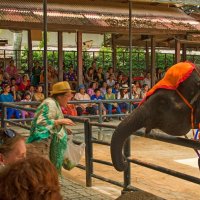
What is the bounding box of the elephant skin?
[111,65,200,172]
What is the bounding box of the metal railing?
[1,100,199,194]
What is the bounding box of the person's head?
[87,67,94,75]
[10,78,16,85]
[101,81,107,88]
[22,74,29,81]
[0,156,62,200]
[133,81,140,88]
[89,81,97,89]
[0,128,26,166]
[117,74,123,80]
[109,73,115,80]
[114,82,120,89]
[9,59,14,66]
[36,85,43,93]
[3,84,10,93]
[106,86,112,94]
[108,67,113,73]
[143,84,149,91]
[23,92,31,101]
[131,84,137,92]
[34,60,40,67]
[79,84,85,94]
[91,60,96,69]
[98,67,103,73]
[121,84,129,93]
[29,85,35,92]
[51,81,73,107]
[94,88,101,97]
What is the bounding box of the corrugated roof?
[0,1,199,34]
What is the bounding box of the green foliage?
[20,47,200,76]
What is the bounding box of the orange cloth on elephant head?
[141,62,195,104]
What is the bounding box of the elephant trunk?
[111,105,148,171]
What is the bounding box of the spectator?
[133,80,141,95]
[104,87,122,120]
[87,81,97,97]
[91,88,109,122]
[112,82,120,98]
[0,128,26,168]
[10,77,19,92]
[0,84,21,120]
[85,67,94,88]
[21,92,34,124]
[94,66,105,85]
[5,59,18,79]
[117,84,130,114]
[74,84,96,116]
[116,74,125,86]
[100,81,108,97]
[27,85,35,100]
[31,61,41,86]
[142,72,151,89]
[131,84,141,109]
[0,156,62,200]
[18,74,30,91]
[27,81,76,172]
[140,84,149,99]
[105,67,115,80]
[32,85,45,102]
[106,74,115,87]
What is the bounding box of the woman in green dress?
[27,81,75,172]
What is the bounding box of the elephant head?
[111,62,200,172]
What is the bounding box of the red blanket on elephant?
[141,62,195,104]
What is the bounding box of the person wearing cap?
[26,81,76,172]
[74,84,96,116]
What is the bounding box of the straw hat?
[120,84,129,89]
[51,81,72,95]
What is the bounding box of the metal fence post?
[122,137,131,193]
[84,119,93,187]
[1,104,7,128]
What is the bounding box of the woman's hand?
[55,118,76,126]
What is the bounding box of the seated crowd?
[0,59,164,122]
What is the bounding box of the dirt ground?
[63,133,200,200]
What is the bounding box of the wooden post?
[182,44,187,62]
[27,30,33,76]
[77,31,83,86]
[151,36,156,87]
[175,39,181,63]
[58,31,63,81]
[145,41,149,72]
[112,34,117,72]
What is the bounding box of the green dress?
[27,97,67,172]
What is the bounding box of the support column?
[58,31,63,81]
[28,30,33,76]
[43,0,48,97]
[77,31,83,86]
[182,44,187,62]
[175,39,181,63]
[112,34,117,72]
[151,36,156,87]
[145,41,149,72]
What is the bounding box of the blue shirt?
[0,93,14,103]
[91,95,103,101]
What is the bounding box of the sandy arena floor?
[63,128,200,200]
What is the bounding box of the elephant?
[111,62,200,172]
